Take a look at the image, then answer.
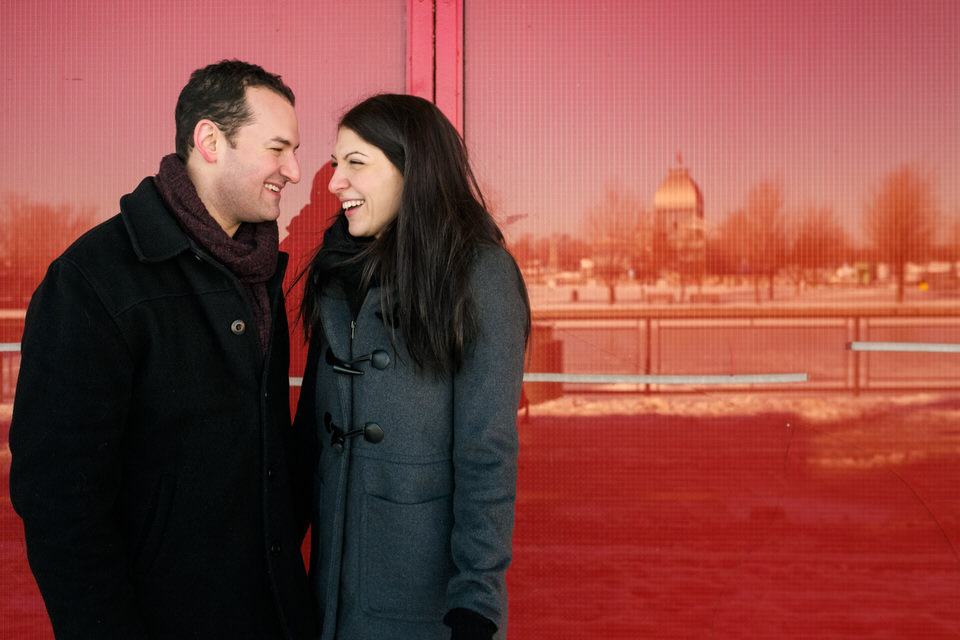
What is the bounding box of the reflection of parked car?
[922,270,960,291]
[0,273,26,307]
[831,264,857,284]
[548,271,587,286]
[0,309,26,344]
[646,292,675,304]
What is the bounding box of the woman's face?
[328,127,404,238]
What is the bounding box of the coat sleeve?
[447,247,528,627]
[9,258,151,639]
[291,333,322,537]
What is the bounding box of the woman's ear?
[193,119,220,163]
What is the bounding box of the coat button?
[230,319,246,335]
[270,542,282,555]
[266,467,274,480]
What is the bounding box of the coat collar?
[119,177,192,263]
[118,176,289,292]
[318,288,355,360]
[318,284,390,360]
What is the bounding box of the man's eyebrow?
[270,136,297,149]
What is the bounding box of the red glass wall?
[0,2,404,638]
[3,1,960,638]
[464,1,960,638]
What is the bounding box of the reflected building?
[653,164,705,289]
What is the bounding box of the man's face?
[207,86,301,235]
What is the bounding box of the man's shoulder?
[61,176,185,269]
[52,177,170,286]
[58,212,133,267]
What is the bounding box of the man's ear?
[193,119,220,163]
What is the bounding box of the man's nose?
[283,154,302,184]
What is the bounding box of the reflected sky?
[0,0,405,236]
[2,0,957,248]
[465,0,960,242]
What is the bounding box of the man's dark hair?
[174,59,295,160]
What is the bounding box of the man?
[9,60,317,639]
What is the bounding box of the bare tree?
[0,193,101,305]
[941,208,960,264]
[791,205,849,288]
[718,181,788,302]
[750,181,789,301]
[506,233,541,275]
[583,181,643,303]
[716,207,752,279]
[864,165,938,303]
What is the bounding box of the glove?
[444,607,498,640]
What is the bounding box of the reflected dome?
[654,167,703,212]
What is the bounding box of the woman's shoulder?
[470,242,521,278]
[469,243,528,309]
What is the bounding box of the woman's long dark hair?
[301,94,529,375]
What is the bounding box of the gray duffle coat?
[295,245,527,640]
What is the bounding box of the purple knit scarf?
[153,154,278,358]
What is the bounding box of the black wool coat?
[9,178,317,639]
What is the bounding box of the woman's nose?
[328,170,347,194]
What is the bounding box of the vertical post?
[406,0,435,101]
[406,0,464,134]
[852,316,861,397]
[434,0,463,133]
[644,317,652,395]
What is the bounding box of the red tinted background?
[3,1,960,638]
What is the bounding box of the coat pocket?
[131,473,177,576]
[360,460,454,621]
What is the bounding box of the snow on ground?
[527,389,959,422]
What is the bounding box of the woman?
[296,94,530,640]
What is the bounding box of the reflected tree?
[864,165,938,303]
[942,208,960,264]
[718,181,788,301]
[583,181,644,303]
[510,234,550,280]
[0,193,101,306]
[790,206,849,289]
[507,233,589,284]
[553,233,590,274]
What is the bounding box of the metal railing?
[4,304,960,402]
[525,305,960,396]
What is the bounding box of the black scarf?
[313,213,374,317]
[153,154,278,358]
